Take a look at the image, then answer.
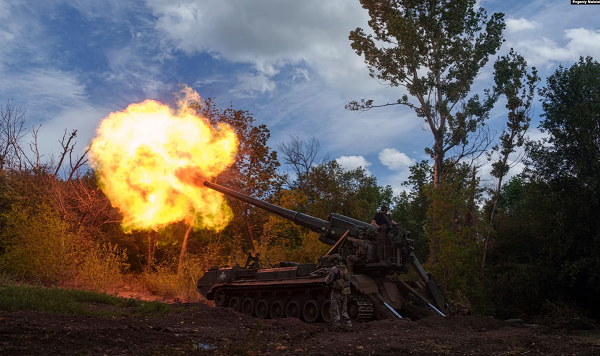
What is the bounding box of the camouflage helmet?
[380,204,390,211]
[328,254,343,264]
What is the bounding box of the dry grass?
[138,256,207,302]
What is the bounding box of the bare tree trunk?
[242,202,257,252]
[68,146,90,182]
[481,158,508,274]
[54,130,77,179]
[0,100,27,170]
[429,129,444,264]
[147,231,155,272]
[178,225,193,276]
[465,166,477,229]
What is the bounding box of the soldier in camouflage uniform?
[346,230,373,275]
[326,254,352,329]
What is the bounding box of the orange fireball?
[89,87,238,232]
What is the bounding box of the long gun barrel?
[204,181,329,234]
[204,181,374,245]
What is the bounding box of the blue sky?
[1,0,598,193]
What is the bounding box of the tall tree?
[528,57,600,305]
[0,100,27,170]
[486,57,600,318]
[529,56,600,187]
[481,49,539,273]
[190,99,280,254]
[348,0,504,188]
[347,0,504,262]
[278,135,326,193]
[307,160,393,222]
[392,160,432,261]
[424,161,486,295]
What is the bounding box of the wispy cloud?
[506,17,538,33]
[229,72,276,98]
[510,28,600,67]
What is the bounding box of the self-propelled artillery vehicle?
[197,181,452,322]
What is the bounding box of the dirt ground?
[1,302,599,356]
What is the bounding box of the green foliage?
[0,203,80,284]
[530,56,600,186]
[0,284,173,317]
[306,161,393,222]
[190,98,281,254]
[259,158,393,264]
[259,189,329,264]
[392,160,432,261]
[488,49,539,180]
[348,0,504,187]
[75,242,129,294]
[486,57,600,319]
[424,163,487,297]
[482,49,539,272]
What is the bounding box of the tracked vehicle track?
[212,283,375,323]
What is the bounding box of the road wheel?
[228,297,242,312]
[321,300,332,323]
[242,298,256,316]
[255,299,271,319]
[270,300,284,319]
[302,300,321,323]
[214,289,229,307]
[285,300,301,319]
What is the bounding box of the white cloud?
[0,0,9,19]
[194,76,228,87]
[506,18,538,33]
[511,28,600,66]
[292,68,310,82]
[145,0,364,63]
[526,127,550,144]
[229,72,276,98]
[35,105,110,160]
[0,69,86,112]
[382,173,411,196]
[479,158,526,190]
[335,155,372,175]
[0,66,112,163]
[379,148,415,171]
[144,0,381,95]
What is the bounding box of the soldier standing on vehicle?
[371,205,398,261]
[371,205,398,230]
[346,228,375,274]
[326,254,352,329]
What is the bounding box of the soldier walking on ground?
[326,254,352,329]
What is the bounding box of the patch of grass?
[140,257,205,302]
[0,284,177,317]
[577,330,600,345]
[0,271,17,286]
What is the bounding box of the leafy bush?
[0,204,80,284]
[73,242,129,293]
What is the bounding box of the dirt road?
[1,302,598,355]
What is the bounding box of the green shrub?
[0,204,80,284]
[74,242,130,293]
